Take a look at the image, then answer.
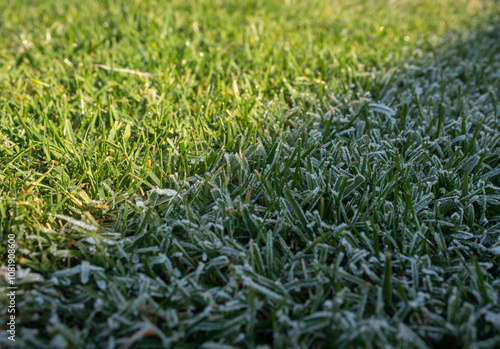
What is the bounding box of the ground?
[1,0,500,348]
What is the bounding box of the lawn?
[1,0,500,347]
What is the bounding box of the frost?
[369,103,396,116]
[150,188,178,196]
[52,214,98,232]
[490,245,500,255]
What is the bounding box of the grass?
[1,0,500,347]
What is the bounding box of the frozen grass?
[1,0,500,348]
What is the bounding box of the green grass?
[1,0,500,347]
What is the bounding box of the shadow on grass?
[2,17,500,349]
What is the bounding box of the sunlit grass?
[1,0,500,347]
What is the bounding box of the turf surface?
[1,0,500,348]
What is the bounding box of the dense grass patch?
[1,0,500,347]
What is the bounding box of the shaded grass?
[1,0,500,348]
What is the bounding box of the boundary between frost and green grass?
[1,4,500,349]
